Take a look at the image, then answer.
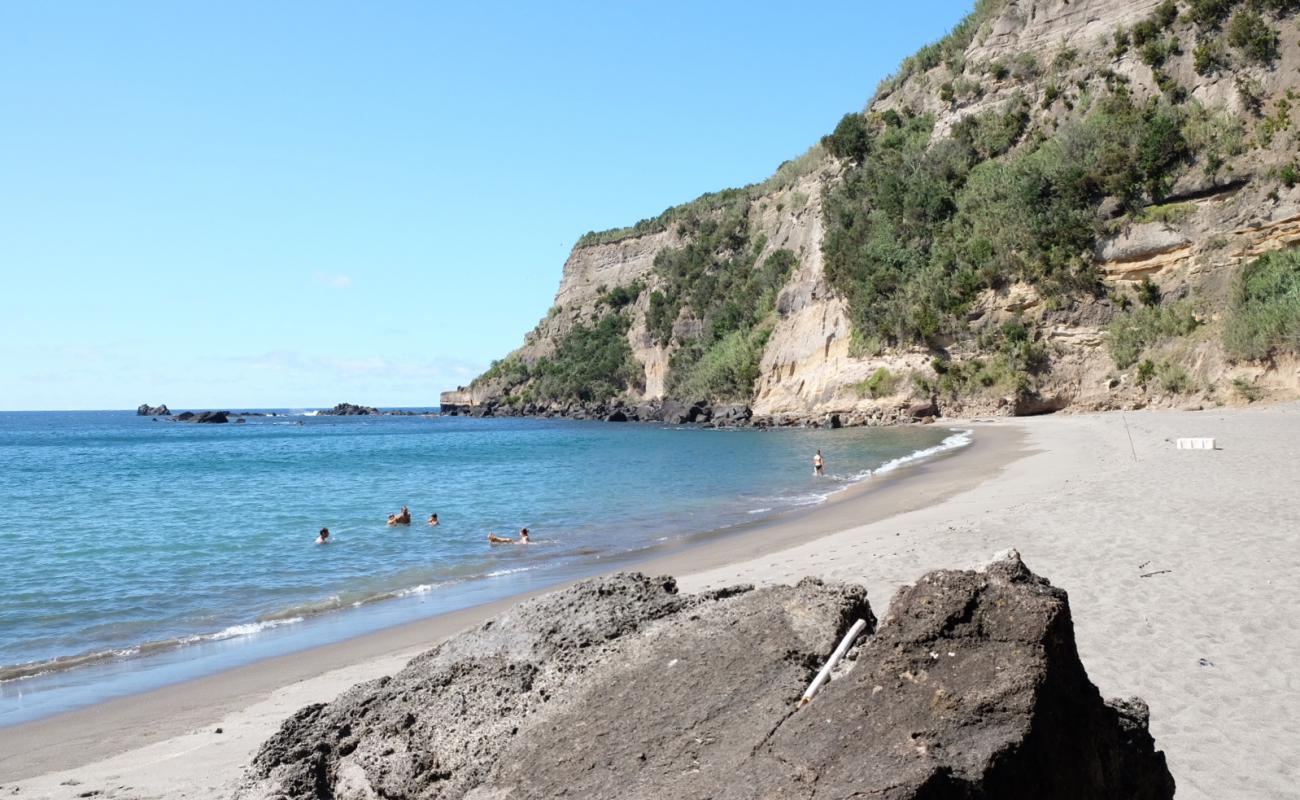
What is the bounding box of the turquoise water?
[0,410,965,723]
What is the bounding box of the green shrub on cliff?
[599,281,645,309]
[1226,9,1280,64]
[873,0,1010,99]
[858,367,901,398]
[1107,300,1201,368]
[473,355,530,389]
[652,227,797,399]
[531,312,639,402]
[820,88,1201,349]
[822,113,872,163]
[1224,248,1300,360]
[1189,0,1236,29]
[668,323,773,402]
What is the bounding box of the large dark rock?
[136,403,169,416]
[687,401,712,423]
[238,557,1174,800]
[742,553,1175,799]
[659,398,689,424]
[713,403,752,423]
[906,399,939,419]
[173,410,229,424]
[321,403,380,416]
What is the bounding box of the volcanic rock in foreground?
[238,556,1174,799]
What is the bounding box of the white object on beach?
[798,618,869,707]
[1175,437,1216,450]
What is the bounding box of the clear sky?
[0,1,973,410]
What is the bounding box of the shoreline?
[8,403,1299,799]
[0,423,970,714]
[0,423,1025,786]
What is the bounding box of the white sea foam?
[177,616,304,645]
[747,507,773,514]
[762,428,976,513]
[855,428,974,481]
[395,583,434,597]
[485,567,532,578]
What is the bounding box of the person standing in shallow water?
[813,449,825,477]
[316,528,330,544]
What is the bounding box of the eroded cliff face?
[447,0,1300,419]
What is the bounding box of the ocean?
[0,410,967,724]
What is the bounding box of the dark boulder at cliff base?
[906,399,939,419]
[321,403,380,416]
[136,403,169,416]
[238,555,1172,800]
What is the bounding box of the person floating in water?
[487,527,530,544]
[388,506,412,526]
[813,449,825,477]
[316,527,330,544]
[427,513,439,526]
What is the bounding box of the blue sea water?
[0,410,966,723]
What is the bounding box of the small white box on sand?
[1176,437,1216,450]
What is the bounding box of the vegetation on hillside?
[649,205,797,400]
[473,312,641,405]
[1107,301,1202,369]
[1224,248,1300,360]
[819,88,1199,349]
[473,0,1300,410]
[575,147,825,248]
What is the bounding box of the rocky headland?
[445,0,1300,427]
[237,554,1174,799]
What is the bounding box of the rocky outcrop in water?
[136,403,170,416]
[173,410,229,424]
[321,403,381,416]
[238,555,1174,799]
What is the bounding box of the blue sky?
[0,1,972,410]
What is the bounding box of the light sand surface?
[3,406,1298,798]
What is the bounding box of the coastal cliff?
[446,0,1300,422]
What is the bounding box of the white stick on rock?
[799,618,868,707]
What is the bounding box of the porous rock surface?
[239,557,1174,799]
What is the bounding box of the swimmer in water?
[427,513,439,526]
[316,527,330,544]
[813,449,825,477]
[487,527,530,544]
[388,506,412,526]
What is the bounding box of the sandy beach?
[3,405,1298,799]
